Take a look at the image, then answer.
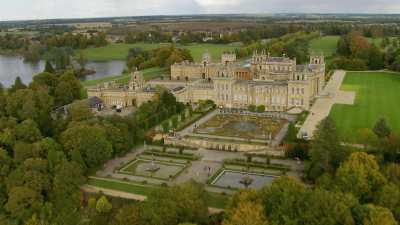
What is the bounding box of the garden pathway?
[298,70,355,139]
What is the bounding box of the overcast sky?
[1,0,400,21]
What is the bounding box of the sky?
[1,0,400,21]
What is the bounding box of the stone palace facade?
[87,51,325,112]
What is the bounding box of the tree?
[170,181,209,224]
[335,152,386,202]
[96,196,112,214]
[260,176,307,225]
[374,183,400,221]
[256,105,265,113]
[50,160,85,225]
[141,181,208,225]
[54,71,83,106]
[382,163,400,186]
[9,76,27,93]
[353,204,397,225]
[171,115,179,128]
[223,201,268,225]
[15,119,42,143]
[368,44,384,70]
[61,124,112,168]
[68,101,93,122]
[373,118,391,139]
[44,61,55,74]
[161,120,170,133]
[357,128,378,149]
[248,105,256,112]
[5,186,43,222]
[309,117,347,179]
[6,88,54,133]
[31,72,58,96]
[300,189,357,225]
[112,205,140,225]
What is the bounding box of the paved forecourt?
[298,70,355,138]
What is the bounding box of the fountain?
[144,141,160,173]
[239,167,254,188]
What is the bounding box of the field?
[180,43,241,62]
[80,43,161,61]
[330,71,400,142]
[308,36,395,65]
[81,67,168,87]
[81,42,240,62]
[309,36,340,58]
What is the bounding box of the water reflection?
[0,55,125,87]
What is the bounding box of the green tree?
[112,205,141,225]
[248,105,256,112]
[301,189,357,225]
[50,160,85,225]
[15,119,42,143]
[368,44,384,70]
[373,118,391,139]
[309,117,347,179]
[44,61,55,74]
[61,124,112,168]
[8,76,27,93]
[374,183,400,221]
[382,163,400,186]
[354,204,397,225]
[161,120,170,133]
[335,152,386,202]
[54,71,83,106]
[5,186,43,222]
[6,88,54,133]
[31,72,58,96]
[260,176,307,225]
[256,105,265,113]
[68,101,93,122]
[96,196,112,214]
[171,115,179,128]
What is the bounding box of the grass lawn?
[81,42,240,62]
[309,36,396,66]
[330,71,400,142]
[81,67,168,87]
[87,177,229,209]
[81,43,161,61]
[309,36,340,57]
[179,43,240,62]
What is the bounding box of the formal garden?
[207,158,290,190]
[115,146,200,181]
[194,114,286,140]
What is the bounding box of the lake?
[0,55,125,87]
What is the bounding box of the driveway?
[298,70,355,138]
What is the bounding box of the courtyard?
[193,114,286,140]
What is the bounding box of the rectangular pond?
[211,170,277,189]
[120,159,186,180]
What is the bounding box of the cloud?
[1,0,400,21]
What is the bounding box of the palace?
[87,50,325,112]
